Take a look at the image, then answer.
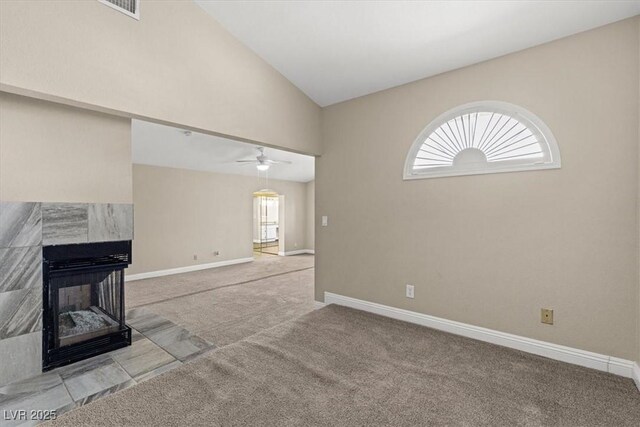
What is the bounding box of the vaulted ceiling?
[196,0,640,106]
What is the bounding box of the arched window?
[403,101,561,180]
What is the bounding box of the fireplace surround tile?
[0,371,75,426]
[109,330,176,380]
[0,288,42,339]
[0,200,137,390]
[75,378,137,407]
[58,354,134,403]
[134,360,183,384]
[0,332,42,387]
[0,202,42,248]
[125,308,216,361]
[150,328,214,362]
[88,203,133,242]
[125,307,174,334]
[42,203,88,245]
[0,246,42,293]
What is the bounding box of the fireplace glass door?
[50,267,125,349]
[42,241,132,371]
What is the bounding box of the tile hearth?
[0,309,215,426]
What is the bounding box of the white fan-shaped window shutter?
[403,101,561,180]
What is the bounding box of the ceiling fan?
[235,147,291,171]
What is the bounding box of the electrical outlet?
[541,308,553,325]
[406,284,414,299]
[193,254,198,261]
[321,216,328,227]
[213,251,220,256]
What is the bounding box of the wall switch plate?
[321,216,328,227]
[406,284,414,299]
[541,308,554,325]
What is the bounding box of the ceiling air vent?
[98,0,140,20]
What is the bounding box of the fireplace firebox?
[42,241,132,371]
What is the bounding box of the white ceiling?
[132,120,315,183]
[195,0,640,106]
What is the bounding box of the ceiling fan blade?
[235,160,258,163]
[265,159,292,165]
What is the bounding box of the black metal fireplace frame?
[42,241,133,371]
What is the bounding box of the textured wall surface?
[129,165,312,275]
[317,18,640,360]
[0,93,132,204]
[0,0,321,155]
[306,181,315,250]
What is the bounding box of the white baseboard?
[126,257,254,282]
[324,292,638,385]
[314,300,326,310]
[278,249,314,256]
[632,362,640,391]
[608,357,637,379]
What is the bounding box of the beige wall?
[306,181,315,250]
[129,164,311,275]
[0,0,321,156]
[317,18,640,360]
[0,92,132,203]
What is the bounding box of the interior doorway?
[253,190,283,256]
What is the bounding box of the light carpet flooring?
[143,268,314,347]
[126,254,314,308]
[127,255,315,347]
[51,305,640,426]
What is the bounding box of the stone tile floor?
[0,308,215,426]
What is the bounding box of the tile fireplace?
[42,241,132,370]
[0,201,134,387]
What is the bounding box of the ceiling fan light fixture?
[256,163,270,171]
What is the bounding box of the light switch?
[321,216,328,227]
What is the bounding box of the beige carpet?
[126,255,315,346]
[143,268,314,346]
[51,305,640,426]
[126,254,314,308]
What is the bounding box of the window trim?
[403,101,561,180]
